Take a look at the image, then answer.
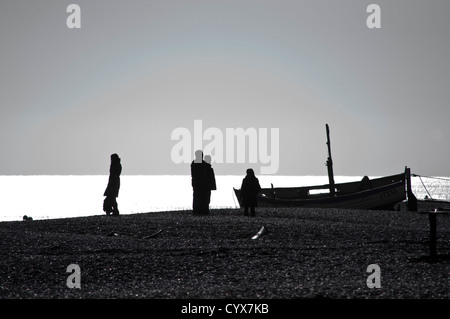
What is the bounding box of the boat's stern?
[233,188,243,208]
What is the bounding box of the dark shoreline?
[0,206,448,300]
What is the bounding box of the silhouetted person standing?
[204,155,217,215]
[240,168,261,217]
[191,150,212,216]
[103,153,122,216]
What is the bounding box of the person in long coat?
[240,168,261,217]
[191,150,214,215]
[103,153,122,216]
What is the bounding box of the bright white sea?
[0,175,448,222]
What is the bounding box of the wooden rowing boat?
[233,125,414,211]
[234,171,408,210]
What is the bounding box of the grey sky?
[1,1,449,176]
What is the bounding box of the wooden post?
[326,124,335,196]
[405,167,417,211]
[420,210,449,261]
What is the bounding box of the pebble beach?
[0,204,448,300]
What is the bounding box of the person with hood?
[103,153,122,216]
[240,168,261,217]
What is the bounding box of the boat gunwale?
[233,171,407,210]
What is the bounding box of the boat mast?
[326,124,335,196]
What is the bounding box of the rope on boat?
[416,175,433,200]
[411,174,450,200]
[411,174,450,182]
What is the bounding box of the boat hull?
[233,173,407,210]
